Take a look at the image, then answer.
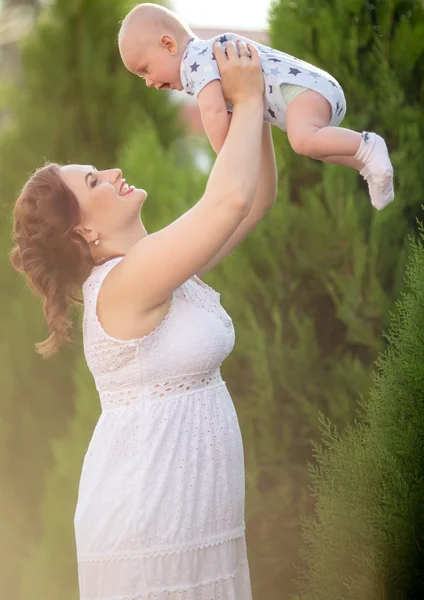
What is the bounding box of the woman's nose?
[101,168,122,182]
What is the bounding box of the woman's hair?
[9,163,95,358]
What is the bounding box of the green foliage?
[116,118,206,233]
[0,0,182,198]
[292,220,424,599]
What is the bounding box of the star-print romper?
[73,257,252,599]
[180,32,347,131]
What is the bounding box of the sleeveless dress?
[73,257,253,600]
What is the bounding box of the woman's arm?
[105,41,266,311]
[196,122,277,277]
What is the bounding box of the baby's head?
[118,3,193,91]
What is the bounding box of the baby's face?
[120,34,184,92]
[136,46,183,91]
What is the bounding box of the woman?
[10,40,277,599]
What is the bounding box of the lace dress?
[74,257,253,600]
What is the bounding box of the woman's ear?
[73,225,97,244]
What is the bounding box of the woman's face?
[60,164,147,242]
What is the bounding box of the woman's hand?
[213,40,264,109]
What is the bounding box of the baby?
[118,3,394,210]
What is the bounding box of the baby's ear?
[160,34,177,53]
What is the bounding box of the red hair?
[9,163,95,358]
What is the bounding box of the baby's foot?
[360,164,394,210]
[356,132,394,210]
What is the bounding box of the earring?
[94,239,100,246]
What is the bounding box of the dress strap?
[82,257,124,313]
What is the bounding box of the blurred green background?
[1,1,424,599]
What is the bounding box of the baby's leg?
[316,155,364,171]
[285,89,361,159]
[285,90,394,209]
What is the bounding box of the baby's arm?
[198,80,231,154]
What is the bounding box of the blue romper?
[180,32,347,131]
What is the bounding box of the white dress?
[74,257,252,600]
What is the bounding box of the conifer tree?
[292,217,424,599]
